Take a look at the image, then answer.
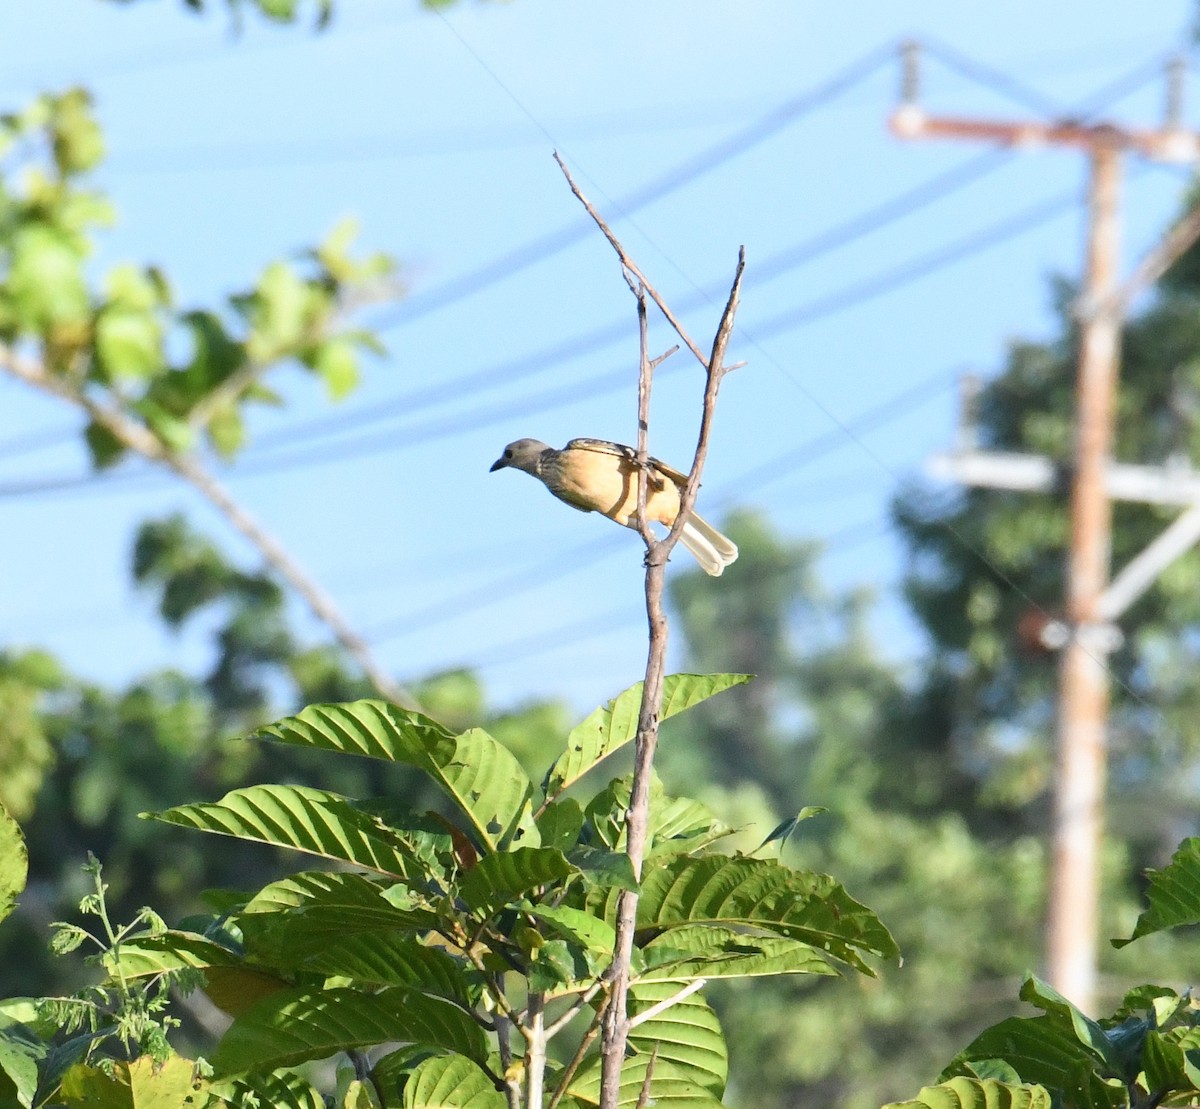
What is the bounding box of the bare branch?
[0,341,414,708]
[544,979,605,1040]
[634,1043,660,1109]
[555,152,709,370]
[626,979,708,1030]
[548,997,608,1109]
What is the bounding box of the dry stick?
[554,153,745,1109]
[634,1043,660,1109]
[0,342,413,707]
[547,1002,608,1109]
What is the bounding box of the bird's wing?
[563,438,689,488]
[563,437,636,461]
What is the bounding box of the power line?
[362,374,951,645]
[920,36,1067,116]
[366,42,896,331]
[253,147,1014,452]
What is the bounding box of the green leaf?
[245,260,316,360]
[567,1055,723,1108]
[567,846,638,893]
[1141,1029,1193,1099]
[238,871,442,960]
[59,1055,202,1109]
[628,981,726,1094]
[49,88,105,175]
[884,1076,1053,1109]
[95,305,163,379]
[83,420,127,469]
[0,1030,40,1109]
[0,802,27,925]
[104,930,243,979]
[252,701,538,852]
[756,807,828,852]
[144,784,421,878]
[536,799,584,850]
[640,925,835,981]
[458,847,576,918]
[943,1013,1127,1109]
[400,1054,506,1109]
[543,674,752,800]
[299,932,472,1003]
[310,336,360,400]
[7,223,89,331]
[212,986,489,1075]
[524,904,616,957]
[1117,837,1200,947]
[206,402,246,457]
[594,855,896,974]
[1018,977,1124,1074]
[208,1069,326,1109]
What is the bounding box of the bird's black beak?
[489,456,508,472]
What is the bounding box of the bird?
[489,437,738,576]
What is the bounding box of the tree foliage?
[0,683,896,1107]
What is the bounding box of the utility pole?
[894,44,1200,1014]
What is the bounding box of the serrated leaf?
[640,925,834,981]
[251,701,538,852]
[1118,837,1200,947]
[884,1076,1053,1109]
[212,986,489,1075]
[592,855,895,974]
[459,847,575,918]
[0,802,27,925]
[401,1054,506,1109]
[544,674,752,800]
[628,981,726,1094]
[144,784,421,878]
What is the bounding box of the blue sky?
[1,0,1196,712]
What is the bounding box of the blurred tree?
[892,199,1200,871]
[662,510,1200,1109]
[0,514,574,1017]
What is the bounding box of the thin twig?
[556,153,746,1109]
[626,978,708,1030]
[544,979,605,1040]
[0,341,414,707]
[547,999,608,1109]
[555,152,709,370]
[634,1043,660,1109]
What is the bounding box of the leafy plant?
[102,681,896,1107]
[884,837,1200,1109]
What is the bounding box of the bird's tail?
[679,512,739,577]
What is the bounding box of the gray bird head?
[490,438,550,475]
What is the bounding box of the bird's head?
[490,438,550,475]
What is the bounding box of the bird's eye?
[504,449,513,458]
